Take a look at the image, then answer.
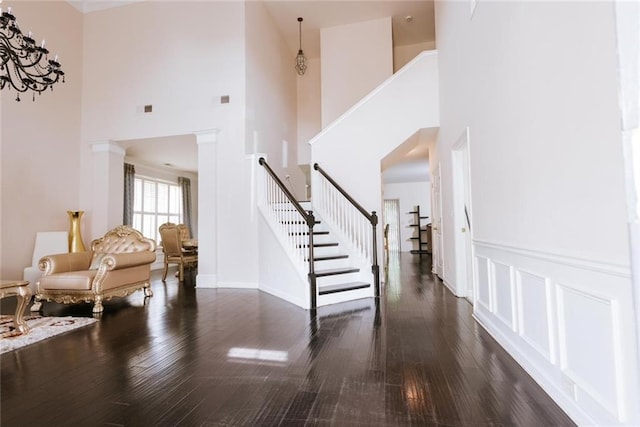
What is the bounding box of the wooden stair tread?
[410,249,430,254]
[319,282,370,295]
[315,267,360,277]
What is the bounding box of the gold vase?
[67,210,86,253]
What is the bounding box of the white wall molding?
[473,240,639,425]
[194,129,220,145]
[196,273,217,288]
[473,309,597,426]
[310,50,438,145]
[91,140,125,156]
[474,239,631,278]
[217,282,258,289]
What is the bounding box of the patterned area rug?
[0,314,98,354]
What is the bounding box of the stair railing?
[258,158,318,309]
[312,163,380,298]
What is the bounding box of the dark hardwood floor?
[1,253,575,426]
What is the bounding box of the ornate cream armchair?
[31,226,157,314]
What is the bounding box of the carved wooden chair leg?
[92,295,104,313]
[144,284,153,297]
[30,295,43,312]
[162,261,169,281]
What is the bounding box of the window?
[133,176,182,244]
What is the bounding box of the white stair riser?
[312,258,350,270]
[316,272,361,286]
[317,286,374,307]
[307,245,344,257]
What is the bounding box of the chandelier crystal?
[295,17,307,76]
[0,5,65,101]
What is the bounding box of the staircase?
[295,202,372,302]
[257,157,376,310]
[255,53,439,310]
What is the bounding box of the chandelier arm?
[0,8,64,100]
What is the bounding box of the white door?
[453,129,474,302]
[431,165,444,277]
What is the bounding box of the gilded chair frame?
[159,223,198,282]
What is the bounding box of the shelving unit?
[408,205,430,256]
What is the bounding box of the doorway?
[452,128,474,303]
[383,199,401,254]
[431,164,444,278]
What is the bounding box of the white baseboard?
[472,239,639,425]
[196,274,217,288]
[217,282,258,289]
[260,283,308,309]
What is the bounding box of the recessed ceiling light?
[163,163,174,167]
[405,15,413,23]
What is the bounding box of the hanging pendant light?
[295,17,307,76]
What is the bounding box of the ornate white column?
[194,129,220,288]
[91,141,125,240]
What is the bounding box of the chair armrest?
[97,251,157,271]
[39,252,92,275]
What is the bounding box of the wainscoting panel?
[472,239,639,426]
[491,261,515,331]
[516,270,552,361]
[557,285,619,418]
[475,256,491,311]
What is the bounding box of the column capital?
[91,140,125,156]
[194,129,220,145]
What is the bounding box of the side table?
[0,280,32,334]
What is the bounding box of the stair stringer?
[257,204,311,309]
[258,200,376,309]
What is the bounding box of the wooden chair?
[159,223,198,282]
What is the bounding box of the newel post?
[307,211,317,310]
[371,211,380,298]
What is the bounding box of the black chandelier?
[0,5,65,102]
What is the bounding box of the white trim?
[555,285,620,418]
[260,283,308,309]
[196,273,217,288]
[217,282,258,289]
[91,141,125,156]
[473,309,597,426]
[194,129,219,145]
[308,50,438,146]
[474,239,631,278]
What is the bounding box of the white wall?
[320,17,393,127]
[312,52,439,226]
[435,1,639,424]
[383,182,431,253]
[245,0,304,199]
[297,57,321,167]
[1,1,83,280]
[80,1,256,288]
[394,41,437,72]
